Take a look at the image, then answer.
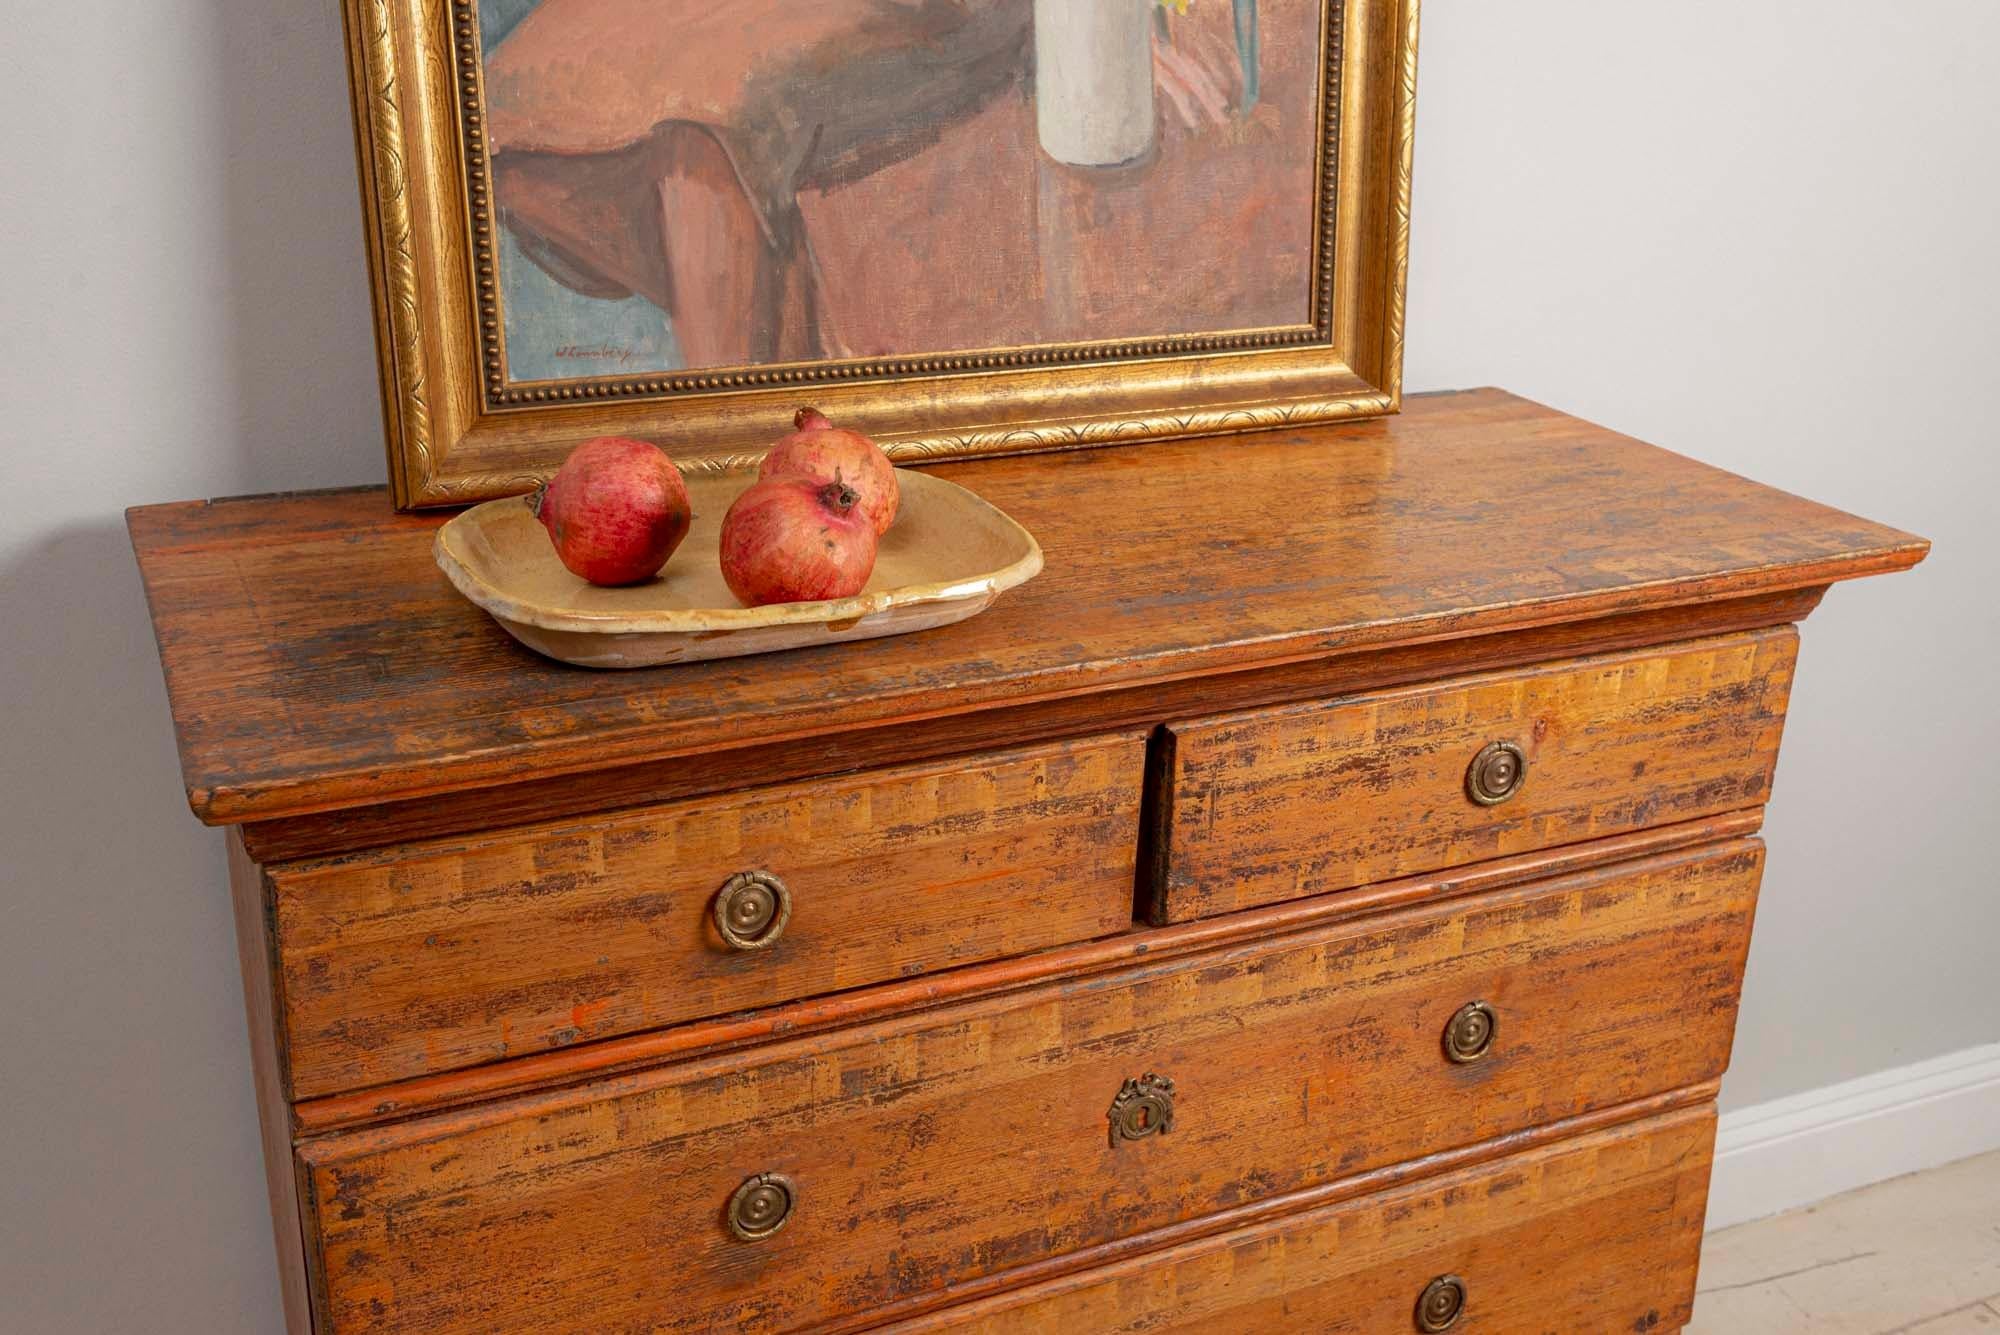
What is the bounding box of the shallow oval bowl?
[434,469,1043,669]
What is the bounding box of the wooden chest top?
[127,389,1925,830]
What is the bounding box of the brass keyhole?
[726,1172,796,1241]
[1466,741,1528,806]
[713,871,791,951]
[1108,1074,1176,1147]
[1416,1274,1467,1331]
[1443,1002,1498,1064]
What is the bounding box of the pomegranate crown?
[818,471,860,513]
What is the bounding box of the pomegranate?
[530,436,692,585]
[719,475,879,606]
[757,407,899,535]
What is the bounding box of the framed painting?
[342,0,1422,508]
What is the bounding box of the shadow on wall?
[0,524,281,1332]
[0,0,385,1328]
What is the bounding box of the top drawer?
[1148,629,1795,923]
[269,732,1145,1100]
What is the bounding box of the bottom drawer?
[895,1103,1716,1334]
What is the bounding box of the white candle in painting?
[1034,0,1157,167]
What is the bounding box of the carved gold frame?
[342,0,1422,509]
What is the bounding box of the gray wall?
[1,3,1991,1330]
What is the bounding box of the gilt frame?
[341,0,1422,509]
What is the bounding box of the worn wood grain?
[226,832,313,1333]
[241,586,1825,863]
[298,840,1761,1333]
[290,811,1763,1135]
[882,1103,1716,1334]
[1152,627,1796,922]
[270,732,1144,1100]
[127,389,1926,828]
[818,1082,1722,1335]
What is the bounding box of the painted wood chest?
[130,390,1926,1332]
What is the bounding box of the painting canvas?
[476,0,1325,385]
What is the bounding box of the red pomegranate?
[757,407,899,536]
[531,436,691,586]
[719,475,879,606]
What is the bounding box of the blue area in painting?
[478,0,684,382]
[1233,0,1260,108]
[476,0,539,47]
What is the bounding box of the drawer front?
[1150,628,1795,923]
[272,732,1145,1099]
[892,1104,1715,1334]
[301,840,1759,1333]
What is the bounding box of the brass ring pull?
[713,871,791,951]
[1415,1274,1467,1331]
[725,1172,796,1241]
[1443,1001,1498,1064]
[1107,1074,1176,1147]
[1465,740,1527,806]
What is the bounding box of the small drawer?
[269,732,1146,1100]
[1148,628,1795,923]
[299,840,1759,1333]
[894,1103,1715,1333]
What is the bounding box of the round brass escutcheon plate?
[1465,740,1528,806]
[1443,1001,1498,1064]
[726,1172,796,1241]
[1107,1074,1177,1147]
[1415,1274,1467,1332]
[714,871,791,950]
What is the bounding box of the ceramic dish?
[434,469,1042,668]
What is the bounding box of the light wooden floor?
[1687,1149,2000,1333]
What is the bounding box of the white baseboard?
[1705,1041,2000,1231]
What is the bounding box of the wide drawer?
[1148,628,1795,922]
[269,732,1146,1099]
[890,1103,1716,1333]
[299,839,1760,1333]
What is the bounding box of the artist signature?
[553,343,640,365]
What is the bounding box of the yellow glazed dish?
[434,469,1043,668]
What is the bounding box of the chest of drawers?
[131,390,1925,1333]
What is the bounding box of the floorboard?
[1689,1149,2000,1333]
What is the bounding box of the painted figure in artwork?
[480,0,1306,381]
